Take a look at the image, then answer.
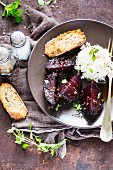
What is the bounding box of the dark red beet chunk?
[45,58,74,73]
[58,74,82,101]
[44,72,57,106]
[81,81,103,115]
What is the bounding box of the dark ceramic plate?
[28,19,113,129]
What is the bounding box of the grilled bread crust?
[45,29,86,57]
[0,83,28,120]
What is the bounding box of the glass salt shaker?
[0,47,16,75]
[10,31,31,61]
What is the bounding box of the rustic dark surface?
[0,0,113,169]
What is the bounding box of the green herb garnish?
[89,68,93,73]
[89,48,99,61]
[55,103,62,111]
[0,0,23,23]
[73,102,82,111]
[7,123,66,156]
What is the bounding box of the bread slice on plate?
[0,83,28,120]
[45,29,86,58]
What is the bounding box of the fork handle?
[100,76,112,142]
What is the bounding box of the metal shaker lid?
[0,47,9,60]
[10,31,26,47]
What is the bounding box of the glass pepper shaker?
[10,31,31,61]
[0,47,16,75]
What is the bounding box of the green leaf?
[35,136,42,144]
[22,143,30,149]
[94,49,99,53]
[92,55,96,61]
[38,0,45,6]
[29,122,33,139]
[30,122,33,130]
[55,104,62,111]
[39,139,66,150]
[37,145,49,152]
[87,78,91,82]
[50,148,55,156]
[89,48,93,56]
[73,102,82,111]
[2,11,6,17]
[15,136,23,144]
[1,0,23,23]
[89,68,93,73]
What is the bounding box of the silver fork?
[100,38,113,142]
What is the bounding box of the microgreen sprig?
[7,123,66,156]
[89,48,99,61]
[0,0,23,23]
[73,102,82,111]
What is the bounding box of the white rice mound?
[75,43,113,82]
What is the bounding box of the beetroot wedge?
[44,72,57,107]
[45,58,74,73]
[58,74,82,101]
[81,81,103,115]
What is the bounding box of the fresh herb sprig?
[0,0,23,23]
[73,102,82,111]
[38,0,55,6]
[7,123,66,156]
[89,48,99,61]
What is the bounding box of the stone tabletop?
[0,0,113,169]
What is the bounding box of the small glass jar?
[0,47,16,75]
[10,31,31,61]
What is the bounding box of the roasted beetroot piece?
[45,58,74,73]
[44,72,57,107]
[81,81,103,115]
[58,74,82,101]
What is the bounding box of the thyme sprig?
[7,123,66,156]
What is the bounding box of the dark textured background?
[0,0,113,169]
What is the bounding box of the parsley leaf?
[73,102,82,111]
[0,0,23,24]
[89,48,99,61]
[55,103,62,111]
[89,68,93,73]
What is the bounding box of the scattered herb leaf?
[22,143,30,149]
[55,103,62,111]
[73,102,82,111]
[87,78,91,82]
[7,123,66,156]
[0,0,23,23]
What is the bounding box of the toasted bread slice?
[0,83,28,120]
[45,29,86,57]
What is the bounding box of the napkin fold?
[0,5,108,159]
